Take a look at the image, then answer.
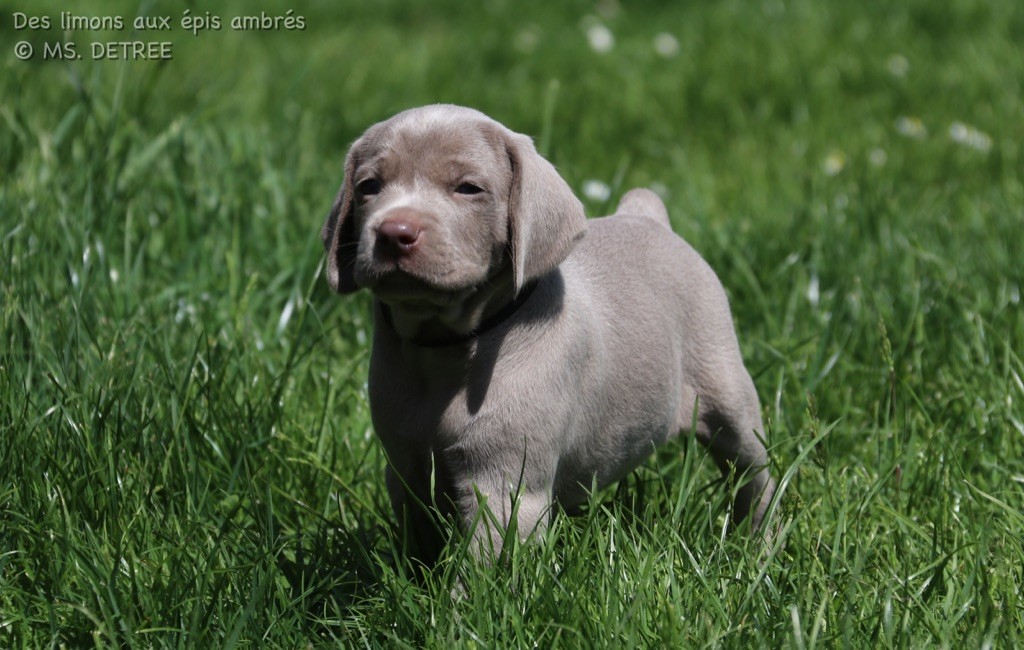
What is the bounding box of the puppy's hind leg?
[695,372,776,533]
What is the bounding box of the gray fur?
[322,105,775,562]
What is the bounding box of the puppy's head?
[321,105,586,312]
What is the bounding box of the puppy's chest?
[367,347,480,450]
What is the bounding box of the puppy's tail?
[614,188,670,229]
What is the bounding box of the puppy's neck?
[379,268,521,347]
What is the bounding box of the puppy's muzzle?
[375,208,424,263]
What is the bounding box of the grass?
[2,0,1023,646]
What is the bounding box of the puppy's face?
[346,113,514,311]
[323,105,587,319]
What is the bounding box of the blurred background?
[2,0,1022,645]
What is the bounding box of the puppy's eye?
[455,182,484,195]
[357,179,381,196]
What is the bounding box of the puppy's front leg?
[386,454,553,564]
[457,474,552,561]
[385,464,449,567]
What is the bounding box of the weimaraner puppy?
[322,104,775,564]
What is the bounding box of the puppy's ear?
[505,133,587,293]
[321,143,361,294]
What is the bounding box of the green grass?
[2,0,1023,646]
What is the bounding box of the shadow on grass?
[277,516,396,620]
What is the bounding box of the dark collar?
[379,281,538,348]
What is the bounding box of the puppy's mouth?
[359,256,449,288]
[356,259,470,306]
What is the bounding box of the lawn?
[2,0,1023,646]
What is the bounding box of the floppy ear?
[320,144,361,294]
[505,133,587,293]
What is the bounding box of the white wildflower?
[949,122,992,152]
[582,180,611,202]
[583,17,614,53]
[887,54,909,78]
[823,150,846,176]
[653,33,679,58]
[895,116,927,139]
[174,298,196,324]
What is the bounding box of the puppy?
[322,105,775,563]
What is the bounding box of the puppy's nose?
[376,217,422,259]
